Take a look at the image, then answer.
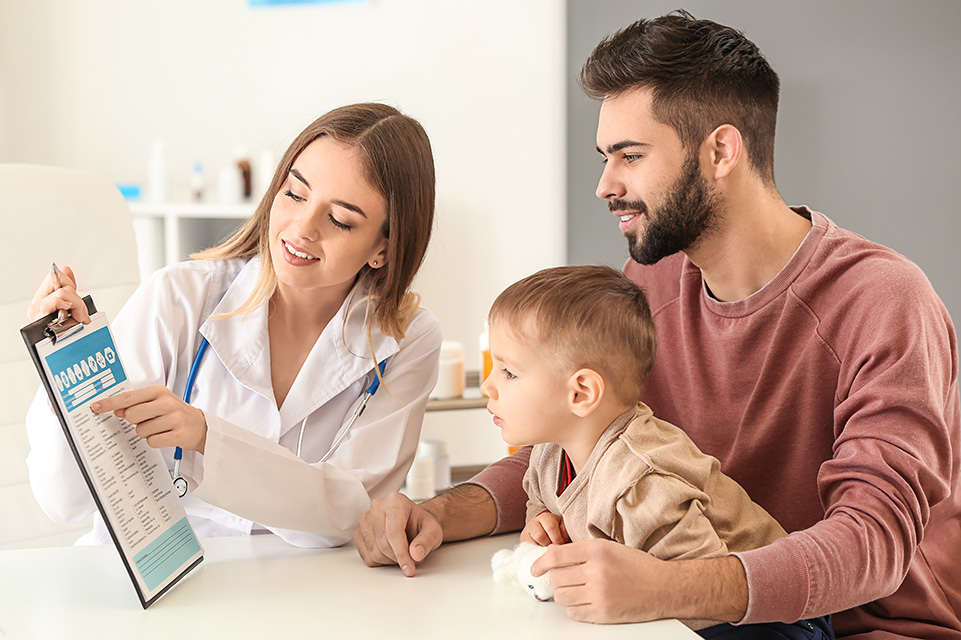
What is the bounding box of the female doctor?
[25,103,442,548]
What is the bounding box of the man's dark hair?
[581,10,780,182]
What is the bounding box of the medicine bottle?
[431,341,465,400]
[147,140,167,203]
[190,161,204,202]
[404,442,436,501]
[479,321,492,393]
[420,439,451,492]
[236,150,252,200]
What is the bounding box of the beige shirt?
[524,404,786,560]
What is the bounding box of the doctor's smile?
[282,239,320,264]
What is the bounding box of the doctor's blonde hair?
[194,103,435,341]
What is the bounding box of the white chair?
[0,164,140,549]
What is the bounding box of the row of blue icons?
[54,348,116,392]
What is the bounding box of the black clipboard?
[21,297,203,608]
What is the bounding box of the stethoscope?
[171,336,387,498]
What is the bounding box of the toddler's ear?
[567,368,603,417]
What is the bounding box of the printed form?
[34,311,203,606]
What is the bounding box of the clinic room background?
[1,0,959,546]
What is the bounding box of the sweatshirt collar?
[693,206,827,318]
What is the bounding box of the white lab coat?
[25,256,442,547]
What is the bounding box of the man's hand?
[531,538,748,624]
[354,492,443,577]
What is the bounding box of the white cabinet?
[128,202,253,280]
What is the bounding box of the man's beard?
[613,153,721,266]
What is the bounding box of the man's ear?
[703,124,742,181]
[567,368,604,417]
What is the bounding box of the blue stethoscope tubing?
[171,336,387,497]
[171,337,210,497]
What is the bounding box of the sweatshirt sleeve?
[734,262,959,623]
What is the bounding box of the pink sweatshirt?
[471,209,960,638]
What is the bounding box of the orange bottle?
[479,322,492,393]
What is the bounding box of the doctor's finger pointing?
[91,386,208,453]
[90,387,159,415]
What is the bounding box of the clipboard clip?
[43,313,84,344]
[43,263,85,344]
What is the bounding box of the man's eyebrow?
[332,199,368,218]
[596,140,652,155]
[290,168,311,189]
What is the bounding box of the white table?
[0,533,697,639]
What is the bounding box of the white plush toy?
[491,542,555,602]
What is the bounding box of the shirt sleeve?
[616,473,728,561]
[521,447,549,524]
[466,445,531,535]
[193,308,442,548]
[24,386,96,525]
[734,268,960,623]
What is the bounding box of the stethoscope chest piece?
[173,476,188,498]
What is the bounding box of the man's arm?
[425,483,499,540]
[532,539,748,624]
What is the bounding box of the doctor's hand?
[91,386,209,454]
[354,492,443,577]
[28,264,91,324]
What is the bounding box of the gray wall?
[567,0,961,326]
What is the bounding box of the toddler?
[482,265,833,638]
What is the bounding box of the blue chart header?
[43,326,127,413]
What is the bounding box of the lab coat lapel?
[277,279,399,438]
[200,257,276,403]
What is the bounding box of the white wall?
[0,0,567,466]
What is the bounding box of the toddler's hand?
[520,510,569,546]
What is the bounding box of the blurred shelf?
[426,370,487,412]
[129,202,255,219]
[426,396,487,412]
[451,464,487,484]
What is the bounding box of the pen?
[49,262,69,325]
